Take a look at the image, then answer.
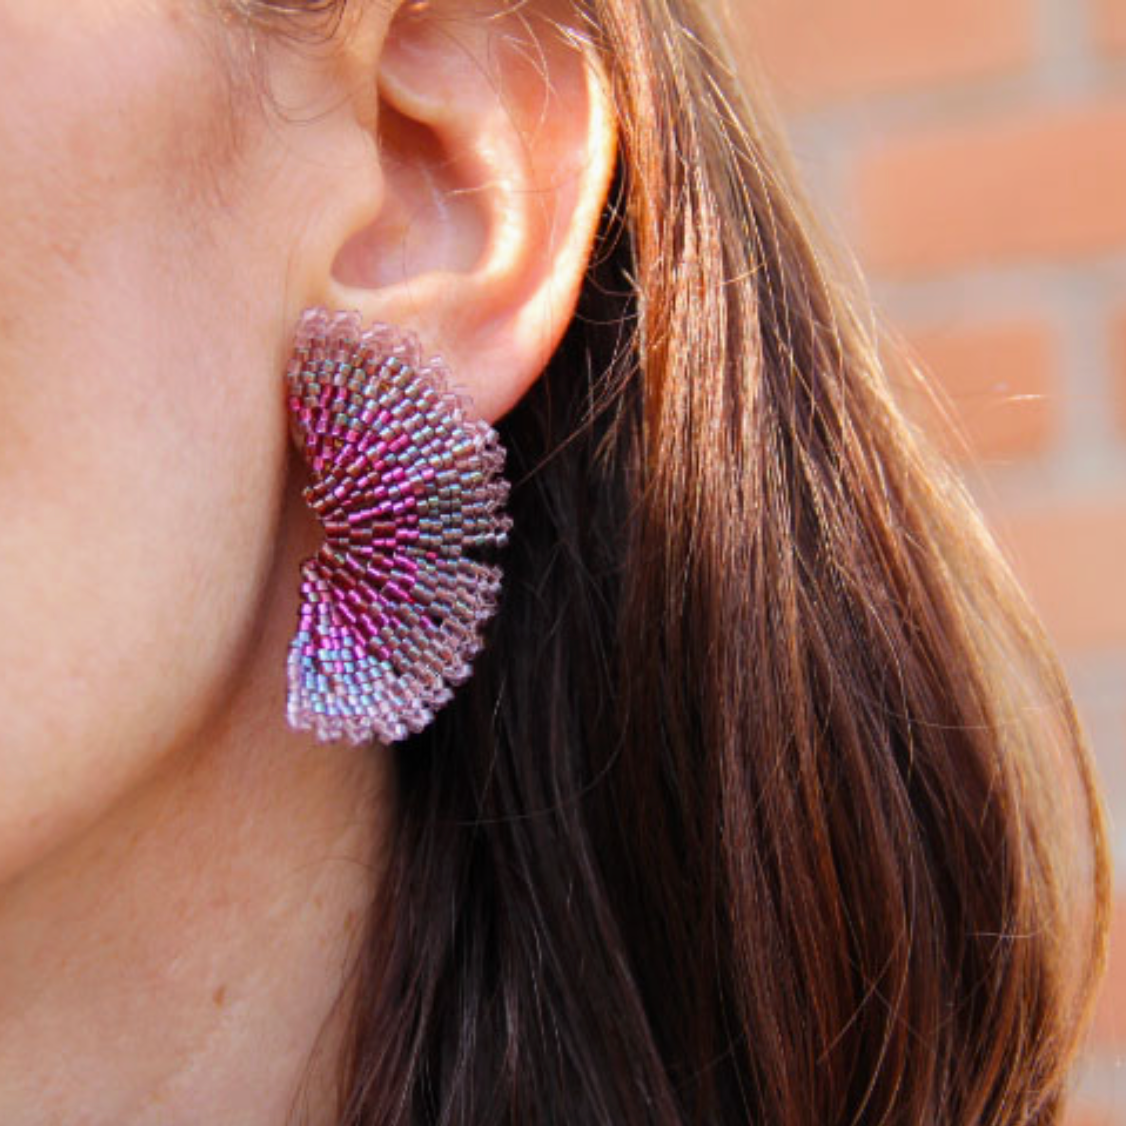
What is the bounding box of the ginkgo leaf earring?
[284,307,512,745]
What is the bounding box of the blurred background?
[731,0,1126,1121]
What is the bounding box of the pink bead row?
[284,308,511,745]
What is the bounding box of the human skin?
[0,0,614,1122]
[0,4,391,1121]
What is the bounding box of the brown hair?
[237,0,1111,1122]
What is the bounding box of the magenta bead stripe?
[284,308,511,745]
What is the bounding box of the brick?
[854,103,1126,275]
[1114,308,1126,438]
[1094,0,1126,57]
[898,320,1058,461]
[987,500,1126,651]
[739,0,1034,110]
[1089,895,1126,1049]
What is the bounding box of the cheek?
[0,6,291,874]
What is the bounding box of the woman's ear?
[296,0,617,423]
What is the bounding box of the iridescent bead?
[284,307,512,746]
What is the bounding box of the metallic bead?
[284,307,512,746]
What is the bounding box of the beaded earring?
[283,307,512,745]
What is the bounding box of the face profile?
[0,1,1110,1124]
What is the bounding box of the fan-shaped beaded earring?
[283,307,511,745]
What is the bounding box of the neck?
[0,492,389,1126]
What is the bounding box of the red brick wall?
[736,0,1126,1119]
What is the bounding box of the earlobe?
[318,0,617,423]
